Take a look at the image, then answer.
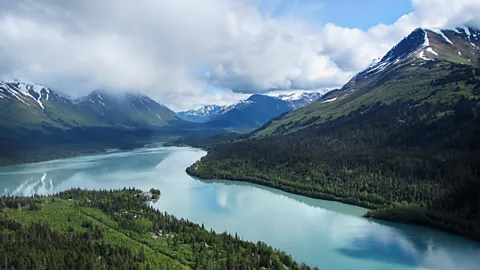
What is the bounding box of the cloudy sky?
[0,0,479,111]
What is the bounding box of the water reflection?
[0,148,170,196]
[0,147,479,270]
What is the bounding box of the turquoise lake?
[1,146,479,270]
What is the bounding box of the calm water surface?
[1,147,479,270]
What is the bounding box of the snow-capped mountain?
[252,25,480,138]
[356,26,480,80]
[0,80,70,110]
[310,25,480,112]
[0,80,182,131]
[180,92,322,123]
[277,92,323,109]
[205,94,301,131]
[0,80,86,131]
[178,105,224,122]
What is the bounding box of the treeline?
[0,188,317,270]
[164,132,241,150]
[188,96,480,240]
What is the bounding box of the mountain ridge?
[178,92,322,132]
[178,92,322,123]
[253,26,480,137]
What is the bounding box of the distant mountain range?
[179,92,322,130]
[178,105,224,122]
[0,79,322,163]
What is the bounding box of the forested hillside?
[0,188,316,270]
[187,27,480,240]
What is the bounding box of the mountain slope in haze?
[178,105,224,122]
[76,91,180,127]
[0,82,193,166]
[187,26,480,240]
[0,81,183,135]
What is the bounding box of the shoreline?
[185,169,379,210]
[3,144,478,242]
[185,165,480,242]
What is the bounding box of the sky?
[0,0,479,111]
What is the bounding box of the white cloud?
[0,0,479,110]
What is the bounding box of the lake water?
[1,147,479,270]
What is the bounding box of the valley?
[2,1,480,267]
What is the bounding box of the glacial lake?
[1,146,479,270]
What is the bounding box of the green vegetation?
[0,188,317,270]
[188,56,480,241]
[150,188,161,199]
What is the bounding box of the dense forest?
[188,96,480,241]
[0,188,317,269]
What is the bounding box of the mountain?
[75,90,180,127]
[178,105,224,122]
[0,80,99,132]
[192,92,322,130]
[0,81,182,134]
[277,92,323,109]
[0,81,193,165]
[187,26,480,240]
[179,92,322,124]
[254,26,480,136]
[205,94,294,131]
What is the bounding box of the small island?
[140,188,162,201]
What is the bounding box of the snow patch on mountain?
[432,29,454,44]
[180,105,224,117]
[222,100,254,114]
[417,50,431,61]
[462,26,471,38]
[426,47,438,56]
[423,30,430,47]
[322,97,338,103]
[0,80,57,109]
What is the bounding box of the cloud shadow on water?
[336,234,419,267]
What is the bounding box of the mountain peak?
[356,28,427,78]
[0,80,62,110]
[356,26,480,80]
